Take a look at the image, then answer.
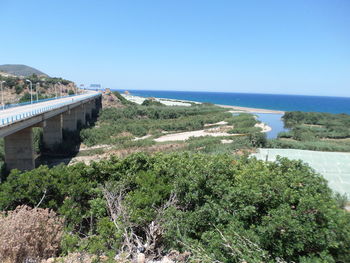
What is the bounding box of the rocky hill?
[0,73,76,105]
[0,64,48,77]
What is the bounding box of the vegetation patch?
[0,153,349,262]
[271,111,350,152]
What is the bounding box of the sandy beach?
[122,93,284,114]
[121,94,193,107]
[217,104,285,114]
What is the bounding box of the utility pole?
[36,82,40,101]
[26,79,33,104]
[1,80,5,110]
[54,83,58,98]
[58,82,62,97]
[80,84,85,94]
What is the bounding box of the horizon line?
[109,88,350,99]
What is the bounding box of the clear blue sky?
[1,0,349,96]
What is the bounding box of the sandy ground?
[221,139,234,144]
[133,134,152,141]
[204,121,228,127]
[154,121,271,142]
[154,129,238,142]
[255,122,272,132]
[121,92,284,114]
[79,144,112,150]
[69,143,185,165]
[218,104,285,114]
[122,94,192,106]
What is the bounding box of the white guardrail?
[0,93,100,127]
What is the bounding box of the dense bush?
[81,104,232,146]
[0,205,64,263]
[19,92,55,103]
[228,113,261,134]
[0,153,349,262]
[268,138,350,152]
[283,111,350,139]
[15,84,24,94]
[272,111,350,151]
[113,91,136,105]
[142,99,165,106]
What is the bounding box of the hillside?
[0,74,76,105]
[0,64,48,77]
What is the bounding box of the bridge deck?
[0,91,100,127]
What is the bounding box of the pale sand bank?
[154,129,240,142]
[218,104,285,114]
[122,93,284,114]
[121,93,274,142]
[154,122,271,142]
[122,94,192,106]
[255,122,272,132]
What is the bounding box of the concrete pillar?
[97,96,102,109]
[4,127,35,171]
[76,105,86,126]
[43,115,63,148]
[85,101,93,119]
[94,97,101,112]
[62,110,77,131]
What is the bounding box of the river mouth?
[253,113,289,139]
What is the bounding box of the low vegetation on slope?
[0,73,75,105]
[269,111,350,151]
[1,92,350,262]
[0,153,349,262]
[78,92,264,157]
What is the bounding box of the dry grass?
[0,205,64,263]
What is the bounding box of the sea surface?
[115,89,350,114]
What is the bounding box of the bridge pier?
[1,94,103,172]
[43,115,63,148]
[76,105,86,127]
[4,127,35,171]
[86,100,96,123]
[96,97,102,110]
[62,110,77,131]
[85,102,92,120]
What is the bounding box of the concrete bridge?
[0,91,102,171]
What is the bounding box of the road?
[0,90,100,126]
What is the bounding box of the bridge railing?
[0,93,100,127]
[1,93,85,111]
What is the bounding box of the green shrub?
[15,84,24,94]
[0,153,349,261]
[113,91,136,105]
[81,105,231,146]
[228,113,261,134]
[142,99,165,106]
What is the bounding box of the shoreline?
[121,92,285,114]
[216,104,285,114]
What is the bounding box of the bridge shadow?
[39,111,99,168]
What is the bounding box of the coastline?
[121,92,274,134]
[217,104,285,114]
[122,92,285,114]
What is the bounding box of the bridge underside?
[2,97,102,171]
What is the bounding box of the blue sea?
[115,89,350,115]
[113,89,350,138]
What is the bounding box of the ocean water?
[115,89,350,114]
